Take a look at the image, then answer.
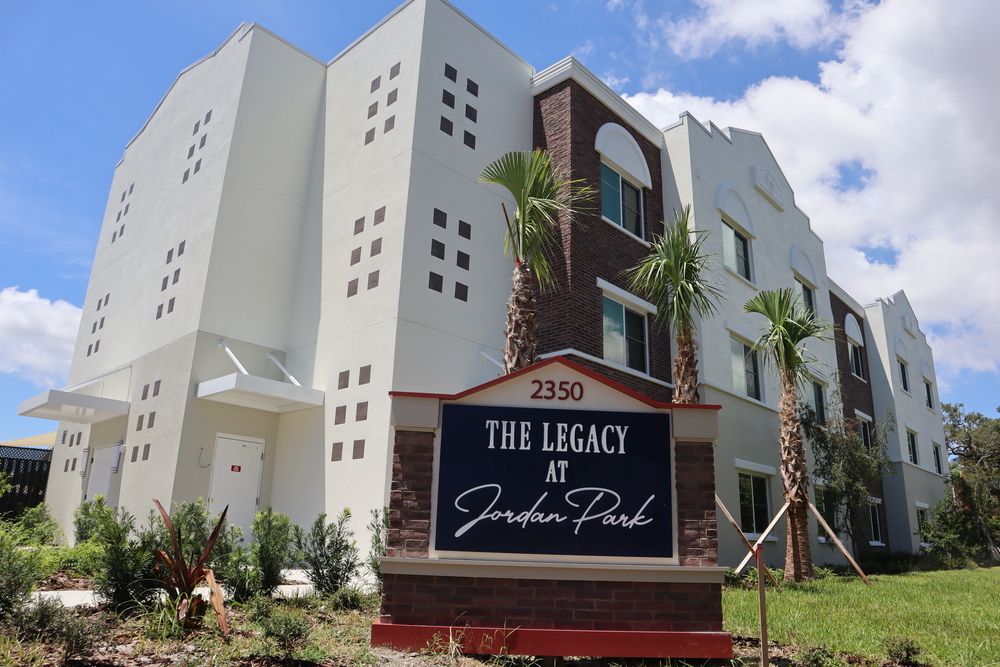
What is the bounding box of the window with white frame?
[916,507,928,538]
[924,380,934,410]
[796,278,815,315]
[602,295,647,373]
[731,337,761,400]
[869,503,884,544]
[907,430,919,464]
[898,358,910,392]
[933,444,943,474]
[738,472,770,534]
[850,342,864,378]
[722,222,752,281]
[858,417,873,449]
[600,163,643,237]
[845,314,865,379]
[807,380,826,423]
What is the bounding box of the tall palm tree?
[624,205,725,403]
[744,287,831,582]
[480,150,591,374]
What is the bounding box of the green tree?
[744,287,831,581]
[624,205,725,403]
[480,150,591,374]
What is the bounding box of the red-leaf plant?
[152,499,230,640]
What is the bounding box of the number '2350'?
[530,379,584,401]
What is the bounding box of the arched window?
[596,123,651,238]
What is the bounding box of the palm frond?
[744,287,831,387]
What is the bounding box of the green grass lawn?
[723,567,1000,667]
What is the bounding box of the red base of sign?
[370,621,733,658]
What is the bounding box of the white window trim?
[914,501,930,509]
[538,349,674,388]
[597,278,657,316]
[854,409,873,421]
[737,470,776,539]
[728,329,765,404]
[600,215,651,246]
[734,458,777,476]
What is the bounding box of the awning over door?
[18,390,131,424]
[196,373,324,413]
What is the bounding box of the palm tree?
[480,150,591,374]
[744,287,831,582]
[624,205,725,403]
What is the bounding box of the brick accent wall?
[380,428,721,632]
[532,80,672,402]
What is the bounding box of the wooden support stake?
[807,502,873,586]
[715,494,779,587]
[735,502,789,575]
[756,545,769,667]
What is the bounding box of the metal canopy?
[196,373,324,413]
[18,390,131,424]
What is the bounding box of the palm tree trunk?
[779,373,814,581]
[673,331,701,404]
[503,261,539,374]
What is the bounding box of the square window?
[603,296,647,373]
[350,247,362,265]
[347,279,359,297]
[104,294,109,306]
[353,439,366,459]
[354,217,365,235]
[94,339,99,352]
[374,206,386,224]
[722,222,752,281]
[117,211,121,222]
[370,76,381,93]
[188,145,195,159]
[442,89,455,108]
[119,224,124,236]
[367,270,379,289]
[121,191,127,203]
[731,337,761,400]
[142,384,149,400]
[71,458,76,471]
[368,102,378,119]
[455,282,469,302]
[161,276,169,291]
[129,183,134,194]
[463,131,476,149]
[440,117,453,136]
[97,300,101,311]
[390,62,401,79]
[178,240,185,256]
[124,203,129,215]
[167,297,175,313]
[92,322,97,334]
[167,249,174,264]
[428,272,443,292]
[365,128,376,145]
[356,401,368,421]
[183,169,190,183]
[173,268,180,284]
[433,208,447,228]
[384,115,395,133]
[431,239,445,259]
[458,220,471,239]
[193,120,200,135]
[467,79,479,96]
[64,459,69,472]
[112,231,117,243]
[99,316,104,329]
[371,238,382,256]
[87,344,92,357]
[200,133,207,149]
[142,443,150,461]
[205,110,212,124]
[359,365,371,384]
[137,414,144,431]
[387,88,398,106]
[334,405,347,424]
[193,159,201,174]
[147,411,156,428]
[338,370,350,390]
[465,104,477,122]
[331,442,343,462]
[153,380,160,396]
[457,250,470,270]
[156,304,163,320]
[739,472,770,534]
[131,447,138,463]
[444,63,457,81]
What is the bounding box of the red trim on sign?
[370,622,732,659]
[388,356,721,411]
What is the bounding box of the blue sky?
[2,0,999,439]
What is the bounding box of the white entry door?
[208,435,264,541]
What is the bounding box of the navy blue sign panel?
[435,404,673,558]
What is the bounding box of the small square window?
[354,217,365,235]
[338,370,350,389]
[173,268,180,284]
[467,79,479,96]
[188,145,195,159]
[104,294,109,306]
[117,211,121,222]
[387,88,398,106]
[124,203,129,215]
[121,191,127,203]
[431,239,445,259]
[161,276,169,291]
[167,297,175,313]
[193,120,200,135]
[112,231,117,243]
[182,169,190,183]
[64,459,69,472]
[97,300,101,311]
[455,282,469,302]
[335,406,347,424]
[384,115,395,133]
[352,439,366,459]
[142,443,150,461]
[367,270,379,289]
[92,322,97,334]
[442,89,455,108]
[193,159,201,174]
[119,224,124,236]
[371,76,381,93]
[99,316,104,329]
[177,241,185,256]
[374,206,386,224]
[71,458,76,471]
[205,110,212,124]
[200,134,206,148]
[390,62,401,79]
[365,128,376,145]
[137,414,144,431]
[428,272,443,292]
[156,304,163,319]
[368,102,378,119]
[87,344,92,357]
[142,384,149,400]
[147,411,156,428]
[463,131,476,149]
[433,208,447,228]
[440,117,453,136]
[465,105,477,122]
[347,279,359,297]
[61,430,67,445]
[167,249,174,264]
[153,380,160,396]
[131,447,138,463]
[356,402,368,421]
[456,251,470,270]
[331,442,343,462]
[370,238,382,256]
[94,339,100,352]
[444,64,457,81]
[458,220,471,239]
[129,183,134,194]
[359,365,371,384]
[350,247,362,265]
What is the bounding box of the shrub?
[883,636,922,665]
[156,499,240,573]
[260,608,311,656]
[6,596,99,664]
[0,522,44,619]
[73,496,108,544]
[798,644,846,667]
[253,508,294,597]
[328,585,367,611]
[294,509,360,597]
[366,506,388,589]
[54,540,104,576]
[16,503,62,546]
[91,507,160,613]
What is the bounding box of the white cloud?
[0,287,81,387]
[624,0,1000,383]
